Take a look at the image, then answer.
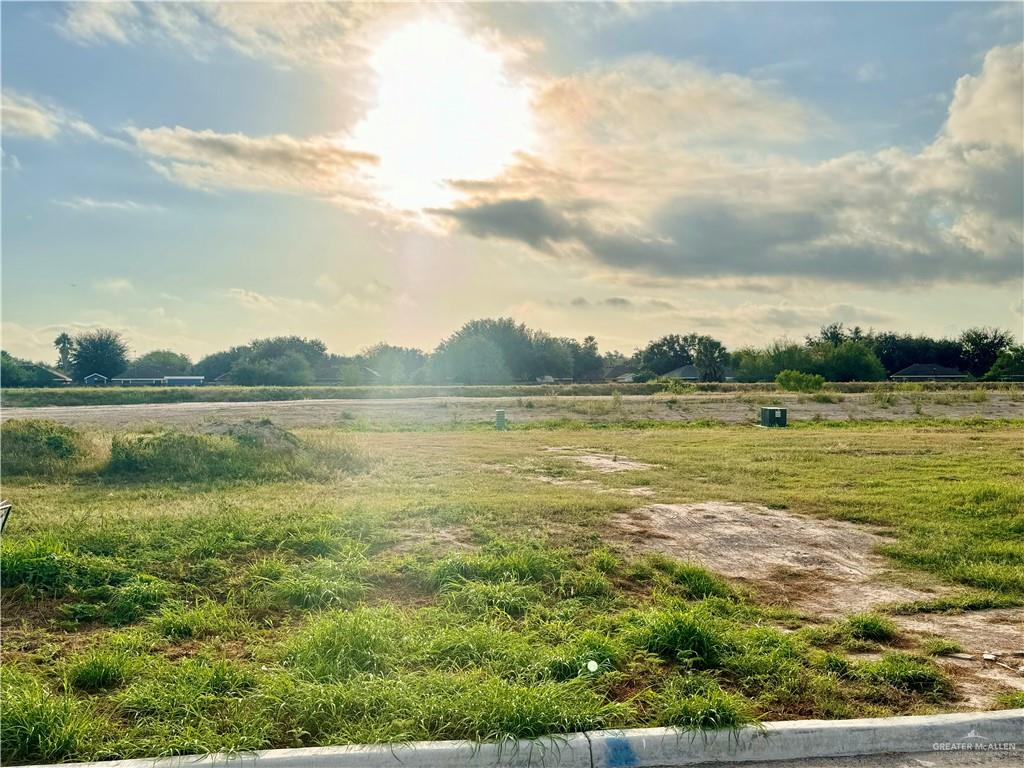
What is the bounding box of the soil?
[609,501,1024,710]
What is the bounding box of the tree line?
[1,320,1021,387]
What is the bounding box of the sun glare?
[350,19,535,212]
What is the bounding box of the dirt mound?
[611,502,947,616]
[201,418,302,452]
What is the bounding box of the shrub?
[1,420,90,477]
[775,370,825,392]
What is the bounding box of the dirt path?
[2,391,1021,428]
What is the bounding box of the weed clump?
[151,601,236,640]
[0,668,103,763]
[281,606,404,682]
[845,613,899,643]
[646,675,753,729]
[857,653,952,698]
[624,608,726,668]
[443,579,543,618]
[1,420,91,477]
[65,649,133,692]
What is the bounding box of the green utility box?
[760,407,788,428]
[495,409,507,430]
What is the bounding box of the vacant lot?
[1,414,1022,764]
[2,389,1023,430]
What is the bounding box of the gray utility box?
[760,407,788,428]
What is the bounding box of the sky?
[2,1,1022,364]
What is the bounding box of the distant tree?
[194,345,250,381]
[569,336,604,381]
[230,351,313,386]
[958,327,1013,378]
[247,336,328,366]
[360,343,427,385]
[529,333,573,379]
[812,341,886,382]
[435,335,511,384]
[692,336,728,382]
[53,332,73,373]
[638,334,693,375]
[984,345,1024,381]
[71,329,129,381]
[123,349,192,378]
[806,323,849,347]
[1,351,28,387]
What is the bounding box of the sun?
[350,18,535,212]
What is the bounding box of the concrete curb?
[25,710,1023,768]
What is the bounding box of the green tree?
[568,336,604,381]
[71,329,129,381]
[230,351,313,386]
[638,334,693,375]
[693,336,728,382]
[123,350,192,378]
[812,341,886,382]
[984,345,1024,381]
[958,327,1013,378]
[53,332,73,373]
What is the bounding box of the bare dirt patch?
[611,502,947,615]
[895,608,1024,709]
[611,501,1024,709]
[543,447,656,472]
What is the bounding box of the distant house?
[83,373,108,386]
[111,377,162,386]
[890,364,968,382]
[32,365,72,385]
[663,364,736,382]
[162,376,204,387]
[663,364,700,381]
[605,365,638,383]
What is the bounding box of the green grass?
[1,418,1019,763]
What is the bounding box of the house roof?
[84,372,108,380]
[664,364,700,379]
[605,364,637,379]
[32,364,71,382]
[891,363,966,378]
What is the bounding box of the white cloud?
[58,2,403,70]
[1,89,97,140]
[56,196,164,213]
[437,43,1023,289]
[534,56,823,147]
[944,43,1023,149]
[128,126,379,210]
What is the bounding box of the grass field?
[3,380,1019,408]
[1,415,1022,764]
